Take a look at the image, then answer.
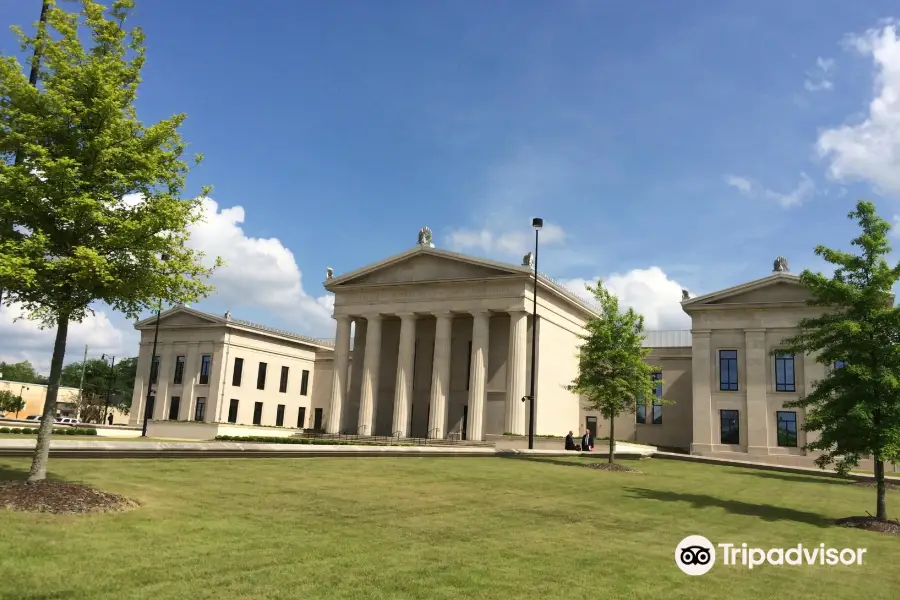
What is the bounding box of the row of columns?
[326,309,529,440]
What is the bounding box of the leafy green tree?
[59,356,136,419]
[0,389,26,416]
[777,201,900,522]
[0,360,47,384]
[568,281,670,463]
[0,1,220,482]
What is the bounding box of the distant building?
[0,379,128,423]
[127,234,839,469]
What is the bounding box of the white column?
[690,330,713,454]
[505,310,528,435]
[392,313,418,438]
[467,310,490,441]
[179,342,200,420]
[358,314,383,435]
[745,329,769,455]
[326,315,352,434]
[153,345,174,420]
[129,343,151,425]
[428,311,453,439]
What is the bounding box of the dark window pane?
[194,397,206,421]
[232,358,244,386]
[777,411,798,447]
[279,366,289,393]
[253,401,263,425]
[199,355,212,385]
[168,396,181,421]
[150,355,160,384]
[173,356,185,385]
[720,409,740,444]
[719,350,739,391]
[775,353,796,392]
[297,406,306,429]
[300,370,310,396]
[651,402,662,424]
[276,404,285,427]
[228,399,239,423]
[636,400,646,424]
[257,363,267,390]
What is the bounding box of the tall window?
[199,355,212,385]
[276,404,285,427]
[173,356,185,385]
[232,358,244,386]
[150,355,160,384]
[300,370,310,396]
[279,366,289,393]
[228,399,239,424]
[720,409,740,444]
[297,406,307,429]
[257,363,267,390]
[651,372,663,424]
[719,350,738,391]
[194,397,207,421]
[168,396,181,421]
[253,401,263,425]
[777,411,798,447]
[636,394,646,424]
[775,352,796,392]
[834,360,847,370]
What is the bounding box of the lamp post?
[141,253,168,438]
[101,353,116,424]
[527,217,542,450]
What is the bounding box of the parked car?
[56,417,79,426]
[25,415,42,421]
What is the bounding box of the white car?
[25,415,42,421]
[56,417,79,426]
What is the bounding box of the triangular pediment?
[683,273,810,310]
[326,247,527,288]
[135,306,224,329]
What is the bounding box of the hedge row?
[0,427,98,436]
[215,435,356,445]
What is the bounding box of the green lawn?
[0,456,897,600]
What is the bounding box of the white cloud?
[818,23,900,196]
[447,222,566,257]
[724,175,753,195]
[723,173,815,208]
[804,56,835,92]
[0,302,131,375]
[187,198,334,336]
[560,267,691,331]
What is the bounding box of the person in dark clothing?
[581,428,594,452]
[107,413,113,426]
[565,431,578,451]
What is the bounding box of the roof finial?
[522,251,535,269]
[773,256,789,273]
[417,226,434,248]
[681,289,690,300]
[326,266,334,280]
[224,310,232,321]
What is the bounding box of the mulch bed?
[853,480,900,491]
[584,462,641,473]
[836,516,900,536]
[0,480,135,514]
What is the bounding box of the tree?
[0,1,220,482]
[0,360,47,384]
[59,356,136,420]
[568,280,670,463]
[0,389,26,416]
[777,201,900,522]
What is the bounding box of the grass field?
[0,456,897,600]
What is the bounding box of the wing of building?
[129,235,831,468]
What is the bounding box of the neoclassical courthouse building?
[129,229,829,466]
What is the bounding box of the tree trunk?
[608,416,616,464]
[874,457,888,521]
[27,311,69,482]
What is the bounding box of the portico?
[322,229,596,441]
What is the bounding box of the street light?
[527,217,542,450]
[141,253,168,437]
[101,353,116,424]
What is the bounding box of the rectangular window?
[168,396,181,421]
[777,411,798,447]
[257,363,267,390]
[651,372,663,424]
[199,355,212,385]
[466,341,472,391]
[719,350,739,391]
[279,366,289,393]
[635,398,646,424]
[775,352,796,392]
[150,355,160,384]
[720,409,740,445]
[297,406,307,429]
[232,357,244,386]
[228,399,239,424]
[834,360,847,370]
[194,397,206,421]
[253,401,263,425]
[173,356,185,385]
[300,370,310,396]
[276,404,285,427]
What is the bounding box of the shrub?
[0,427,9,433]
[10,428,21,434]
[29,428,39,434]
[86,428,98,435]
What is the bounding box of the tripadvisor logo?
[675,535,867,575]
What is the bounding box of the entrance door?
[586,416,598,438]
[313,408,323,430]
[462,405,468,441]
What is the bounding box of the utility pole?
[1,1,51,311]
[101,354,116,423]
[76,345,88,420]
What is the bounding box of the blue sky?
[3,0,900,369]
